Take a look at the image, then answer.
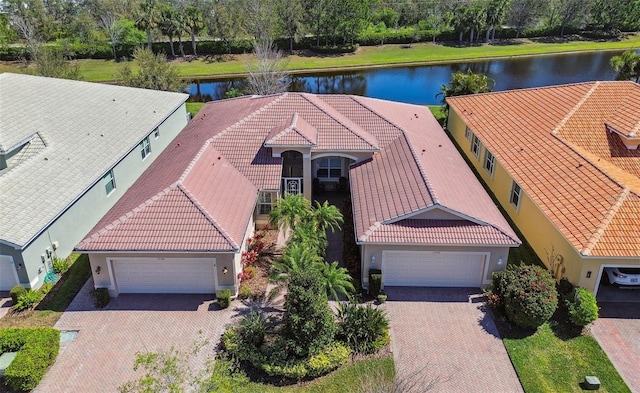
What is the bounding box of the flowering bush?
[237,266,256,282]
[241,250,259,266]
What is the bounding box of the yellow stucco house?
[446,81,640,294]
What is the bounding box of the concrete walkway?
[385,287,523,393]
[36,279,247,393]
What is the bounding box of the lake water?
[188,50,630,105]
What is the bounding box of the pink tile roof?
[264,113,318,147]
[349,96,519,246]
[79,92,520,252]
[447,81,640,257]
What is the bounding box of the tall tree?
[485,0,510,41]
[94,0,125,60]
[550,0,593,37]
[184,6,204,56]
[337,0,370,45]
[610,50,640,82]
[508,0,545,38]
[276,0,305,51]
[207,0,244,54]
[158,3,178,58]
[590,0,640,32]
[242,0,276,41]
[135,0,160,51]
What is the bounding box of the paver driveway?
[385,287,523,393]
[35,279,246,393]
[590,300,640,393]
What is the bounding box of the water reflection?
[188,50,631,105]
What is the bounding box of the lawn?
[503,323,629,393]
[224,355,395,393]
[53,34,640,82]
[0,254,91,329]
[186,102,206,116]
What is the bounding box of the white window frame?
[510,181,522,209]
[140,136,151,160]
[257,192,273,215]
[470,134,482,158]
[483,150,495,176]
[154,128,160,139]
[316,157,342,179]
[464,126,472,140]
[103,170,116,195]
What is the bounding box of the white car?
[604,267,640,287]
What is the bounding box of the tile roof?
[81,92,520,252]
[447,81,640,257]
[0,73,188,248]
[350,96,520,246]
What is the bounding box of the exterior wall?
[361,243,510,289]
[15,104,188,289]
[412,208,464,220]
[88,252,234,297]
[447,108,640,293]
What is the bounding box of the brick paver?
[385,287,523,393]
[0,292,11,320]
[35,279,246,393]
[590,302,640,393]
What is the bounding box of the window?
[258,192,273,215]
[470,134,482,158]
[510,181,522,208]
[317,157,342,178]
[464,126,472,140]
[139,136,151,160]
[154,128,160,139]
[103,170,116,195]
[483,150,495,175]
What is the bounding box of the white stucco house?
[77,93,520,297]
[0,73,188,290]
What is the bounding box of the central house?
[77,93,519,296]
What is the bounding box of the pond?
[188,50,632,105]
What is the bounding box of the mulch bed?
[239,230,278,302]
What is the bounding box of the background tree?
[550,0,593,38]
[276,0,305,51]
[438,69,494,115]
[117,47,184,91]
[610,50,640,82]
[34,47,81,79]
[245,39,290,95]
[135,0,160,51]
[207,0,244,54]
[590,0,640,32]
[158,3,179,58]
[508,0,544,38]
[184,6,204,56]
[242,0,277,41]
[485,0,510,41]
[94,0,125,61]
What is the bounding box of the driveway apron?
[385,287,523,393]
[35,278,246,393]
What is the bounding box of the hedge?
[0,328,60,392]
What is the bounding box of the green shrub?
[306,342,350,377]
[39,282,54,295]
[336,302,389,354]
[14,290,44,311]
[500,265,558,329]
[284,270,337,358]
[9,285,26,304]
[94,288,110,308]
[368,269,382,297]
[238,285,252,299]
[566,287,599,326]
[240,310,266,347]
[557,278,575,300]
[217,289,232,309]
[0,328,60,392]
[52,256,71,274]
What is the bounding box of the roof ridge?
[78,183,179,248]
[358,221,381,242]
[210,93,288,143]
[301,94,379,149]
[267,113,316,145]
[176,183,239,250]
[551,82,600,136]
[178,139,212,183]
[581,187,630,255]
[448,81,599,103]
[398,132,440,205]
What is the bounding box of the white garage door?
[0,255,19,291]
[113,258,216,294]
[383,251,486,287]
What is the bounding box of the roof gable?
[264,113,318,147]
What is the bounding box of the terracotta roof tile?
[448,81,640,257]
[264,113,317,147]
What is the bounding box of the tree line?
[2,0,639,62]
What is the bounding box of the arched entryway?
[281,150,303,195]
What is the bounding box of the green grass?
[186,102,206,117]
[228,356,395,393]
[65,34,640,82]
[0,254,91,329]
[503,323,630,393]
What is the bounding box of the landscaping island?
[2,35,639,83]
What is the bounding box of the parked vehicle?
[604,267,640,287]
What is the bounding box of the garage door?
[113,258,216,294]
[383,251,486,287]
[0,255,19,291]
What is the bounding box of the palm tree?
[158,3,178,58]
[135,1,160,51]
[321,261,355,301]
[270,242,322,283]
[269,194,310,232]
[610,50,640,83]
[312,200,343,233]
[289,219,328,257]
[184,6,204,56]
[437,69,495,118]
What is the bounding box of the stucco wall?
[12,104,188,289]
[447,108,640,293]
[361,243,510,289]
